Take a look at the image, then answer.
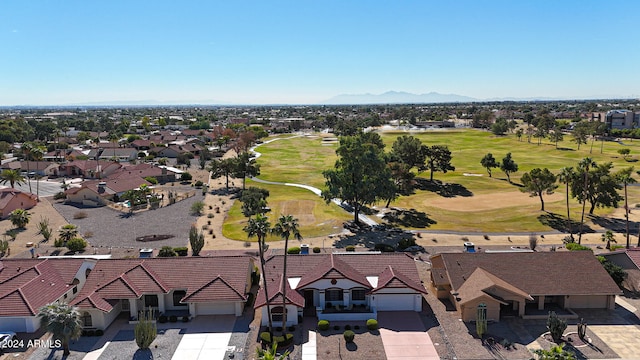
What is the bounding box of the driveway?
[378,311,439,360]
[171,315,236,360]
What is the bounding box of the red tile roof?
[0,259,85,316]
[371,265,426,294]
[71,257,252,312]
[254,274,305,308]
[431,252,622,296]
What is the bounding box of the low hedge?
[345,245,355,252]
[313,247,321,253]
[566,243,592,251]
[366,319,378,330]
[343,330,355,343]
[318,320,330,331]
[287,247,301,254]
[174,247,189,256]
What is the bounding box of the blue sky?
[1,0,638,105]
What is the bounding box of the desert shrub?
[191,201,205,215]
[73,211,88,219]
[366,319,378,330]
[54,238,65,247]
[83,231,94,238]
[287,246,301,254]
[346,245,355,252]
[343,330,355,343]
[313,247,321,253]
[260,332,271,343]
[135,309,157,350]
[169,315,177,323]
[53,192,67,200]
[66,237,87,252]
[207,213,214,218]
[397,238,417,250]
[194,180,204,187]
[180,172,193,181]
[95,329,104,336]
[610,244,625,251]
[374,243,394,252]
[158,246,177,257]
[566,243,592,251]
[174,247,188,256]
[318,320,330,331]
[144,177,158,185]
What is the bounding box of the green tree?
[21,142,35,193]
[58,224,79,243]
[533,343,576,360]
[597,255,627,287]
[558,167,575,237]
[618,148,631,161]
[322,134,393,224]
[209,158,237,191]
[189,224,205,256]
[244,214,274,337]
[574,157,595,244]
[384,161,414,207]
[424,145,455,182]
[549,129,564,149]
[515,128,523,141]
[390,135,426,170]
[601,230,616,250]
[480,153,499,178]
[521,168,558,211]
[272,215,302,330]
[571,161,622,216]
[9,208,30,228]
[38,302,83,356]
[572,122,590,150]
[240,187,270,217]
[617,167,636,248]
[490,118,509,135]
[234,152,261,190]
[66,237,87,252]
[500,152,518,183]
[198,148,211,170]
[0,169,25,189]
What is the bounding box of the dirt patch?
[136,234,175,242]
[428,191,564,212]
[280,200,315,223]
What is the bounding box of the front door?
[304,290,315,316]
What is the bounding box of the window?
[326,289,343,302]
[271,306,284,322]
[73,286,78,294]
[81,312,92,327]
[352,289,366,301]
[173,290,187,307]
[144,295,158,308]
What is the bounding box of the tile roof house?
[600,248,640,292]
[70,257,254,330]
[0,161,60,177]
[430,252,622,322]
[59,160,122,179]
[0,258,95,332]
[255,253,426,326]
[0,188,38,218]
[65,176,151,206]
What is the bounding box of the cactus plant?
[134,308,157,349]
[577,318,587,340]
[0,239,8,258]
[547,311,567,343]
[476,303,488,338]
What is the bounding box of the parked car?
[0,331,17,349]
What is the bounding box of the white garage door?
[376,294,415,311]
[0,318,28,332]
[196,302,236,315]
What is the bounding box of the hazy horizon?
[2,1,638,106]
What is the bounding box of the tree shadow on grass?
[414,178,473,198]
[383,209,437,228]
[332,229,414,250]
[556,147,575,151]
[589,215,637,233]
[537,213,593,233]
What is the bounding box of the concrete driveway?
[378,311,439,360]
[171,315,235,360]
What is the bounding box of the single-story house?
[255,253,426,326]
[87,148,139,162]
[59,160,122,179]
[65,176,151,206]
[0,161,60,177]
[0,188,38,218]
[429,252,622,322]
[600,247,640,292]
[0,258,95,332]
[110,163,177,184]
[70,256,253,330]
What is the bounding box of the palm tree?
[577,158,595,244]
[59,224,79,243]
[244,214,273,336]
[38,302,83,356]
[30,147,44,200]
[21,142,34,193]
[618,167,636,248]
[9,209,30,228]
[558,167,575,238]
[109,133,119,160]
[0,169,25,189]
[271,215,302,330]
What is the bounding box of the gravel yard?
[314,321,386,360]
[52,187,204,249]
[97,328,184,360]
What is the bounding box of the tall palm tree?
[109,133,119,160]
[0,169,25,189]
[244,214,273,336]
[578,158,595,244]
[38,302,83,356]
[21,142,34,193]
[558,167,575,238]
[271,215,302,330]
[617,167,636,248]
[30,147,44,200]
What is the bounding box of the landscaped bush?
[287,246,301,254]
[207,213,214,218]
[194,180,204,188]
[95,329,104,336]
[53,192,66,200]
[169,315,177,323]
[173,247,188,256]
[566,243,592,251]
[318,320,330,331]
[366,319,378,330]
[158,246,177,257]
[158,315,167,323]
[343,330,355,343]
[66,237,87,252]
[610,244,625,251]
[313,247,321,253]
[260,332,271,343]
[54,238,65,247]
[374,243,395,252]
[346,245,355,252]
[180,172,193,181]
[144,176,158,185]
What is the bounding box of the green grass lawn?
[230,130,640,233]
[222,179,352,241]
